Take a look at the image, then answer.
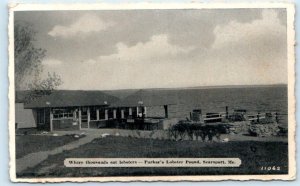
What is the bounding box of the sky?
[15,8,287,90]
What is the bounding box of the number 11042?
[260,166,281,171]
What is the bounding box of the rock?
[249,123,280,137]
[101,133,110,138]
[221,138,229,142]
[229,132,235,135]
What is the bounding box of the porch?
[36,104,171,131]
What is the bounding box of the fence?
[191,110,286,124]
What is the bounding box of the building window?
[132,107,137,118]
[53,108,73,119]
[124,108,129,118]
[90,107,97,120]
[99,108,106,120]
[108,109,113,119]
[37,109,45,124]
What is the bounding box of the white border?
[8,2,296,182]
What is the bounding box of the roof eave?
[24,104,111,109]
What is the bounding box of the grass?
[16,135,83,159]
[18,136,288,177]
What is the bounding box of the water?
[145,86,288,125]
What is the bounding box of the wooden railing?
[203,112,226,121]
[199,112,281,122]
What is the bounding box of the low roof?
[17,90,119,109]
[110,89,175,107]
[15,91,30,103]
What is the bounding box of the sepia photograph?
[8,3,295,182]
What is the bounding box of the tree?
[14,21,62,100]
[27,72,63,101]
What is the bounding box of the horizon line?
[16,83,287,92]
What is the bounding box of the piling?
[226,106,229,119]
[164,105,169,118]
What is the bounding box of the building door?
[81,107,89,128]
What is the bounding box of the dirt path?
[16,134,100,174]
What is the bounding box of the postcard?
[8,2,296,182]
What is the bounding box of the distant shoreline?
[143,84,288,91]
[16,83,287,92]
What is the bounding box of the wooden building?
[16,90,119,131]
[15,89,176,131]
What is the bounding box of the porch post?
[87,108,90,128]
[136,107,139,117]
[78,108,82,130]
[129,108,132,116]
[164,105,169,118]
[144,106,147,117]
[43,108,46,125]
[50,108,53,132]
[73,110,76,120]
[113,109,117,119]
[96,109,99,120]
[105,109,108,120]
[121,109,125,119]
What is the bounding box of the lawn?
[18,136,288,177]
[16,135,83,159]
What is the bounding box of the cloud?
[68,34,196,90]
[40,9,287,90]
[212,9,285,49]
[42,59,62,66]
[85,59,97,64]
[97,34,194,63]
[48,14,115,38]
[208,9,287,85]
